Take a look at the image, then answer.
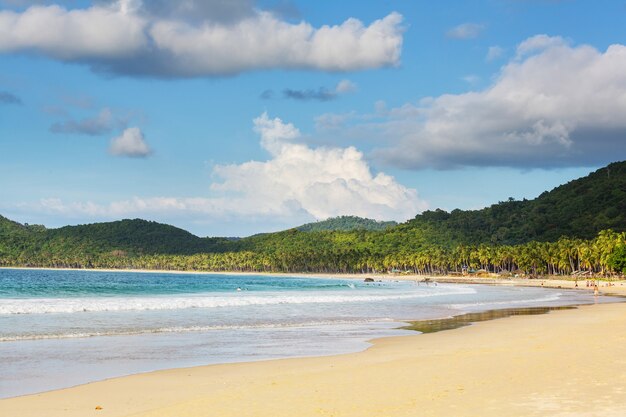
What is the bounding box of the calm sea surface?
[0,268,610,398]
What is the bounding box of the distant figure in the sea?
[593,282,599,296]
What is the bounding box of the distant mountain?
[0,217,232,263]
[296,216,397,232]
[44,219,227,255]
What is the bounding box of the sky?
[1,0,625,236]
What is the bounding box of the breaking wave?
[0,286,476,315]
[447,293,562,309]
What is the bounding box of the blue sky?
[1,0,625,236]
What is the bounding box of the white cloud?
[486,45,504,61]
[109,127,151,157]
[30,114,427,227]
[515,34,567,58]
[0,1,404,77]
[462,74,480,85]
[210,113,425,221]
[0,3,147,59]
[446,23,484,40]
[335,79,358,94]
[318,35,626,169]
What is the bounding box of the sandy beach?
[2,290,626,417]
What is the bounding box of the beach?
[1,300,625,416]
[1,274,625,417]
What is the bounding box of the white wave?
[0,318,397,342]
[447,293,562,310]
[0,286,475,315]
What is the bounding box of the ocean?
[0,268,607,398]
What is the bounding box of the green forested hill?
[43,219,233,255]
[297,216,397,232]
[401,161,626,245]
[0,217,232,264]
[1,161,625,274]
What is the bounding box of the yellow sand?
[2,300,626,417]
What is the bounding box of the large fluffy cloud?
[0,2,146,59]
[0,0,404,77]
[27,114,426,229]
[319,36,626,169]
[210,113,425,220]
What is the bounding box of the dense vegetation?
[1,162,625,276]
[402,161,626,245]
[296,216,397,232]
[0,217,231,266]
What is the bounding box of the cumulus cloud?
[446,23,484,39]
[209,113,425,221]
[31,114,426,226]
[0,1,404,77]
[49,107,125,135]
[0,2,147,60]
[0,90,21,104]
[316,35,626,170]
[109,127,151,157]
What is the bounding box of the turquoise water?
[0,269,356,298]
[0,268,610,398]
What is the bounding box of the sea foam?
[0,285,476,315]
[447,292,562,310]
[0,318,398,342]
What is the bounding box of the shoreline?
[3,266,626,415]
[3,265,625,295]
[2,301,626,416]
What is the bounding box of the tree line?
[3,229,625,277]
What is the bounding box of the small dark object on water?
[364,277,375,282]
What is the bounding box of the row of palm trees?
[3,230,625,277]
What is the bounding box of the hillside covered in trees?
[296,216,397,232]
[1,161,626,275]
[403,161,626,245]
